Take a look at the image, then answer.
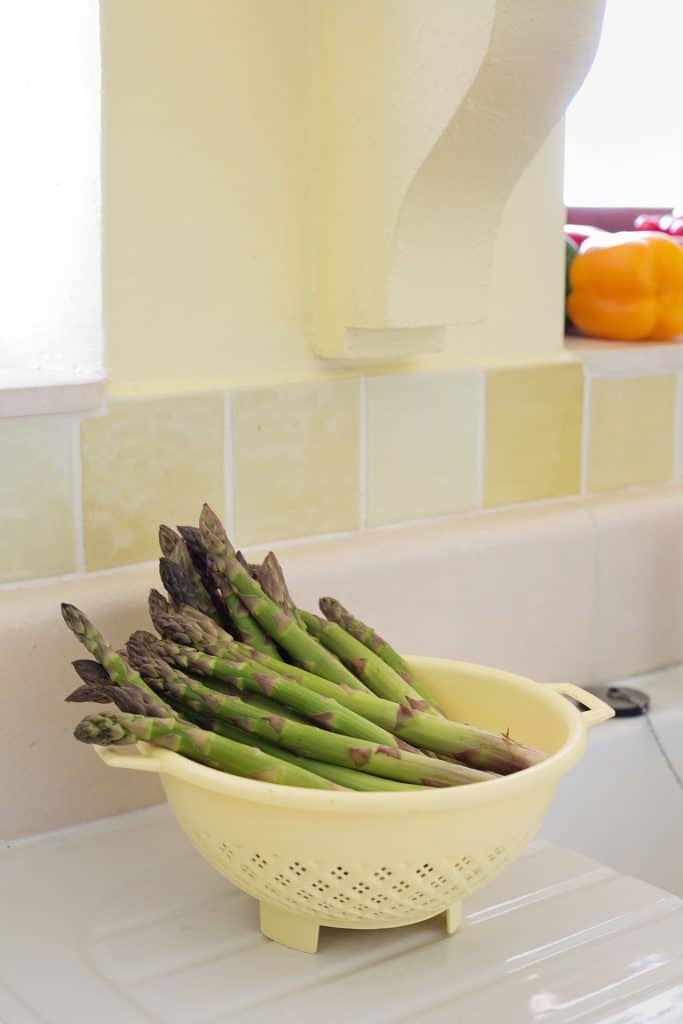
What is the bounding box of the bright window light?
[565,0,683,208]
[0,1,102,376]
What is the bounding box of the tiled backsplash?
[2,359,682,584]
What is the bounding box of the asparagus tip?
[66,683,111,704]
[61,602,86,635]
[74,713,131,746]
[72,659,109,686]
[158,524,179,557]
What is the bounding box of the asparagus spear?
[128,631,399,746]
[74,712,342,790]
[176,526,279,657]
[199,504,365,690]
[222,588,281,657]
[139,632,543,773]
[127,635,494,785]
[160,548,221,624]
[61,604,177,717]
[194,709,495,787]
[301,610,439,715]
[149,589,280,664]
[178,524,213,569]
[319,597,444,712]
[158,524,180,558]
[257,552,307,630]
[67,679,170,717]
[183,714,422,792]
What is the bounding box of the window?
[565,0,683,208]
[0,1,104,412]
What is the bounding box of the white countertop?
[3,805,683,1023]
[542,665,683,898]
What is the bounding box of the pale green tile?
[232,379,360,545]
[0,416,75,581]
[366,371,481,527]
[82,395,224,569]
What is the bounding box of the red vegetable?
[634,214,662,232]
[564,224,605,248]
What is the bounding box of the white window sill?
[565,335,683,377]
[0,369,107,418]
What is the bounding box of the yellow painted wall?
[103,0,568,396]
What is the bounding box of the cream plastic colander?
[96,656,613,953]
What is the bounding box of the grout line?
[3,480,683,592]
[223,392,236,541]
[475,368,486,509]
[580,369,591,496]
[359,376,368,529]
[71,417,86,573]
[673,372,683,482]
[584,501,601,686]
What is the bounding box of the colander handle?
[548,683,615,727]
[94,742,163,773]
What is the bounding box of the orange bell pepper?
[566,232,683,341]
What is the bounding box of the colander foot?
[259,901,320,954]
[445,902,462,935]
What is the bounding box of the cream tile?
[589,488,683,683]
[588,375,676,492]
[0,416,76,582]
[484,363,584,507]
[365,371,481,527]
[232,379,360,545]
[82,395,224,570]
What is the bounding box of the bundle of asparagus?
[63,504,545,792]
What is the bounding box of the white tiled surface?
[3,809,683,1024]
[542,664,683,897]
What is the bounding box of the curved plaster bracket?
[310,0,606,361]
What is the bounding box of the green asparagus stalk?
[74,712,342,790]
[319,597,444,713]
[128,631,399,746]
[300,610,440,716]
[176,525,279,657]
[199,504,365,690]
[183,714,423,792]
[222,588,281,657]
[61,604,177,717]
[257,552,307,630]
[139,631,544,774]
[195,709,495,787]
[126,634,494,786]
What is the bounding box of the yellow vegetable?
[567,232,683,341]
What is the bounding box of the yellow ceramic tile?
[82,395,224,570]
[484,363,583,507]
[0,417,76,582]
[366,371,481,527]
[232,379,360,545]
[588,375,676,492]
